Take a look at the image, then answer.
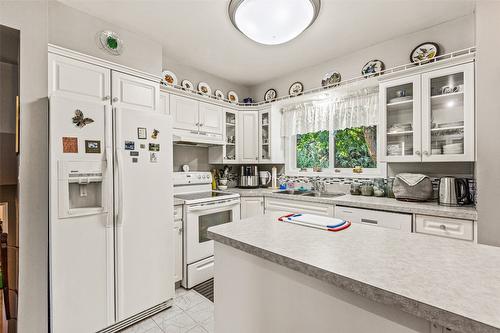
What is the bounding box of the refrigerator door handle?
[114,107,125,227]
[105,104,114,228]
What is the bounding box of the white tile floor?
[120,288,214,333]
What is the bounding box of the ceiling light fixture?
[228,0,321,45]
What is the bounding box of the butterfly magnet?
[72,109,94,128]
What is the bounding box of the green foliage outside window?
[296,126,377,170]
[296,130,329,169]
[334,126,377,168]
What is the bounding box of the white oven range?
[174,172,240,289]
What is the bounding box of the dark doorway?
[0,23,20,333]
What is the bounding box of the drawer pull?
[342,210,353,214]
[361,218,378,224]
[439,224,447,230]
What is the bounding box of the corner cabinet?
[258,107,285,163]
[238,111,259,163]
[380,62,475,162]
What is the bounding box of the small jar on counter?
[373,178,386,197]
[386,178,395,198]
[350,182,361,195]
[360,182,374,196]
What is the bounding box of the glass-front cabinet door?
[421,62,474,162]
[380,75,422,162]
[259,108,271,162]
[224,109,238,163]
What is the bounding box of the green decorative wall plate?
[97,31,123,56]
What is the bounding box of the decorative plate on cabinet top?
[361,60,385,78]
[410,42,439,64]
[227,91,239,103]
[161,70,178,86]
[264,88,277,102]
[214,89,224,100]
[198,82,212,95]
[181,79,195,91]
[288,82,304,96]
[97,31,124,56]
[321,71,341,87]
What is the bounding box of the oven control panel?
[173,172,212,185]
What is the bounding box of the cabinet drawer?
[415,215,473,241]
[265,197,334,217]
[335,206,412,232]
[174,205,183,221]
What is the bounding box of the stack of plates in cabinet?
[443,142,463,154]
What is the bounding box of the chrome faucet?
[312,179,326,193]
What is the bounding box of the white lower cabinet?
[265,197,334,217]
[173,205,183,283]
[335,206,412,232]
[240,197,264,219]
[415,214,473,241]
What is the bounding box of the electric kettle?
[438,177,472,206]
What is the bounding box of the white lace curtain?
[281,88,379,137]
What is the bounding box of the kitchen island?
[208,213,500,333]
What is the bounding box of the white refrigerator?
[49,95,174,333]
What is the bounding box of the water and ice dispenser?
[58,160,108,218]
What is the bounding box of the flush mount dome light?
[229,0,321,45]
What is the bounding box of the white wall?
[475,1,500,247]
[249,15,475,101]
[0,0,49,332]
[163,55,252,100]
[49,1,163,75]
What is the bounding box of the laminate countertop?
[225,188,478,220]
[208,215,500,333]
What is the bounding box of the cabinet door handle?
[103,95,111,101]
[361,218,378,224]
[439,224,447,230]
[195,122,199,126]
[423,151,429,156]
[112,97,119,102]
[199,123,204,127]
[415,150,421,156]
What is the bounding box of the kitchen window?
[290,126,382,176]
[283,86,385,177]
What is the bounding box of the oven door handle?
[187,200,239,212]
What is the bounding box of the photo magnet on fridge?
[85,140,101,153]
[62,137,78,153]
[150,152,159,163]
[151,129,159,139]
[124,141,135,150]
[137,127,147,140]
[132,157,138,163]
[140,144,146,149]
[130,151,139,156]
[149,143,160,151]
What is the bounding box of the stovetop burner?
[174,191,233,201]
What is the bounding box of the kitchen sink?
[301,192,345,198]
[274,190,345,198]
[275,190,310,195]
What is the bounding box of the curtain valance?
[281,88,379,137]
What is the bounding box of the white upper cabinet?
[159,91,170,115]
[170,94,199,132]
[49,53,110,103]
[259,106,285,164]
[380,75,422,162]
[379,62,475,162]
[111,71,159,112]
[259,109,271,162]
[421,63,475,162]
[208,108,239,164]
[199,103,223,135]
[239,111,259,162]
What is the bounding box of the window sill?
[285,167,387,178]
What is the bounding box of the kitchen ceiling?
[58,0,474,86]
